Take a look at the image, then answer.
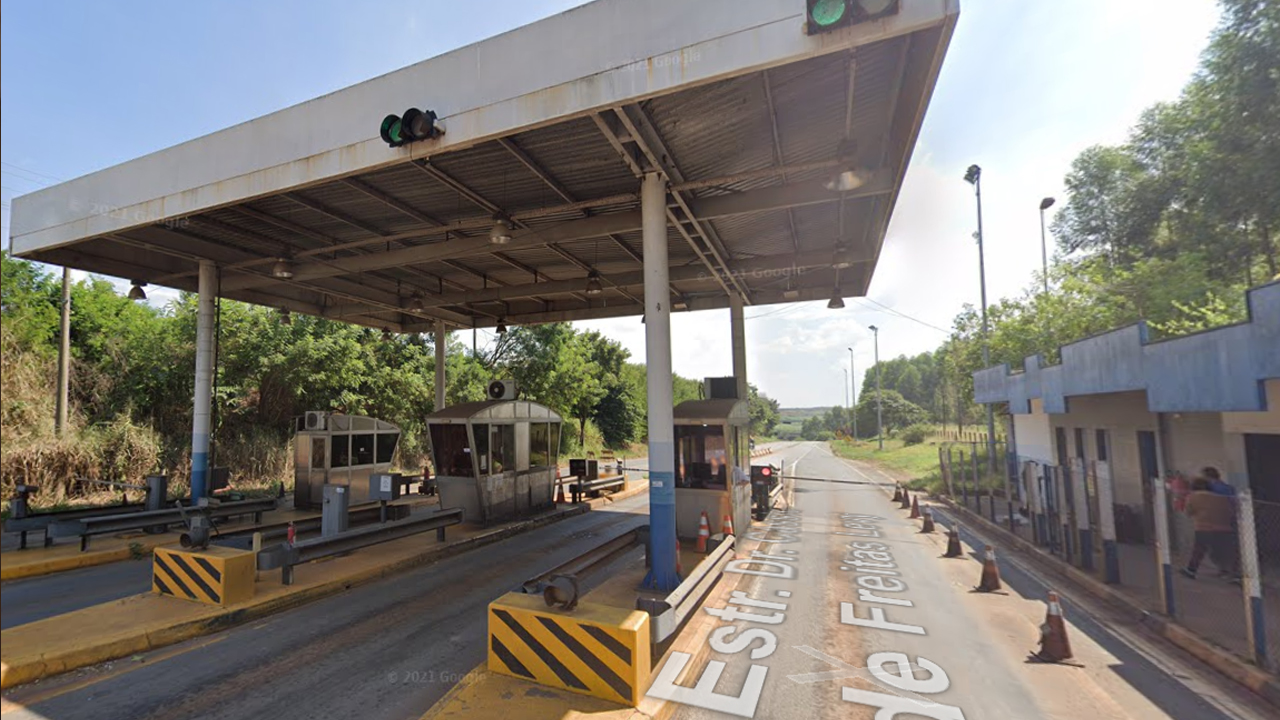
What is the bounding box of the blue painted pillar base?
[1250,595,1268,669]
[643,468,681,592]
[191,450,208,502]
[1079,528,1094,571]
[1103,539,1120,584]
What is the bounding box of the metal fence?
[936,448,1276,671]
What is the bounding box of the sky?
[1,0,1222,408]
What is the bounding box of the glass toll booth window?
[530,423,550,468]
[430,424,473,477]
[491,425,516,474]
[676,425,728,489]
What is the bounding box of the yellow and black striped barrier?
[153,545,255,607]
[487,592,650,706]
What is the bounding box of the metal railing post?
[1238,489,1268,669]
[1096,462,1120,584]
[1153,478,1176,617]
[1075,461,1094,572]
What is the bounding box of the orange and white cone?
[722,514,734,537]
[1035,591,1074,662]
[555,468,566,504]
[899,489,912,510]
[920,508,935,533]
[696,511,711,553]
[975,545,1003,592]
[892,485,903,503]
[944,528,963,557]
[909,496,921,519]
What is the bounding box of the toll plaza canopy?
[10,0,958,331]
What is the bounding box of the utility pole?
[965,164,999,473]
[869,326,883,451]
[55,267,71,435]
[847,346,858,439]
[1039,197,1055,296]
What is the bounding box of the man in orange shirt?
[1179,477,1240,582]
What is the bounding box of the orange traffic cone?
[555,468,566,504]
[722,514,734,537]
[899,489,911,510]
[1034,591,1074,663]
[892,485,903,503]
[909,496,921,519]
[975,545,1002,592]
[944,528,963,557]
[696,511,711,553]
[920,508,935,533]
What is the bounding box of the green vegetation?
[0,256,779,504]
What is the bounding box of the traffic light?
[805,0,899,35]
[380,108,441,147]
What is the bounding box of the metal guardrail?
[639,535,736,644]
[48,498,278,551]
[4,502,147,537]
[520,525,648,596]
[212,502,411,546]
[257,507,464,585]
[569,475,626,503]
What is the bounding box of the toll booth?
[426,400,562,524]
[673,399,752,541]
[292,413,401,510]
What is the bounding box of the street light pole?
[1039,197,1055,296]
[965,165,998,472]
[843,367,849,409]
[869,326,883,451]
[847,346,858,440]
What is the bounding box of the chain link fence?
[937,449,1276,671]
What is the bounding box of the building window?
[376,433,398,464]
[352,434,375,465]
[311,437,327,470]
[1074,428,1086,459]
[530,423,550,468]
[330,434,350,468]
[1095,430,1109,462]
[491,425,516,473]
[430,425,472,477]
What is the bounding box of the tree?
[747,383,780,437]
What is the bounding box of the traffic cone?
[696,511,711,553]
[1034,591,1074,662]
[287,521,297,546]
[920,508,935,533]
[722,514,734,537]
[555,468,566,504]
[909,496,921,519]
[944,528,963,557]
[899,489,911,510]
[892,485,903,503]
[975,545,1002,592]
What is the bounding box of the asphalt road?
[668,442,1273,720]
[1,492,651,720]
[1,559,155,629]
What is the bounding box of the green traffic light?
[810,0,847,27]
[380,114,404,146]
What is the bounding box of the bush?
[900,424,932,446]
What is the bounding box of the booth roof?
[673,398,750,425]
[425,400,563,422]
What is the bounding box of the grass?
[829,435,1009,498]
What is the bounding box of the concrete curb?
[1,502,602,690]
[937,496,1280,709]
[1,546,139,581]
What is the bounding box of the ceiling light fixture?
[127,280,147,301]
[832,245,854,270]
[828,289,845,310]
[271,257,295,280]
[407,292,426,312]
[825,139,867,192]
[584,271,603,296]
[496,319,508,334]
[489,216,513,245]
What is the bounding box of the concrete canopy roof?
[11,0,958,333]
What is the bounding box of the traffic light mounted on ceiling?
[380,108,442,148]
[805,0,899,35]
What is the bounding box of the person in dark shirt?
[1180,477,1240,582]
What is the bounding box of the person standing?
[1180,477,1239,581]
[1202,466,1241,579]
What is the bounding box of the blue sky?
[1,0,1221,407]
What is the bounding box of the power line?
[854,297,951,334]
[1,161,62,184]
